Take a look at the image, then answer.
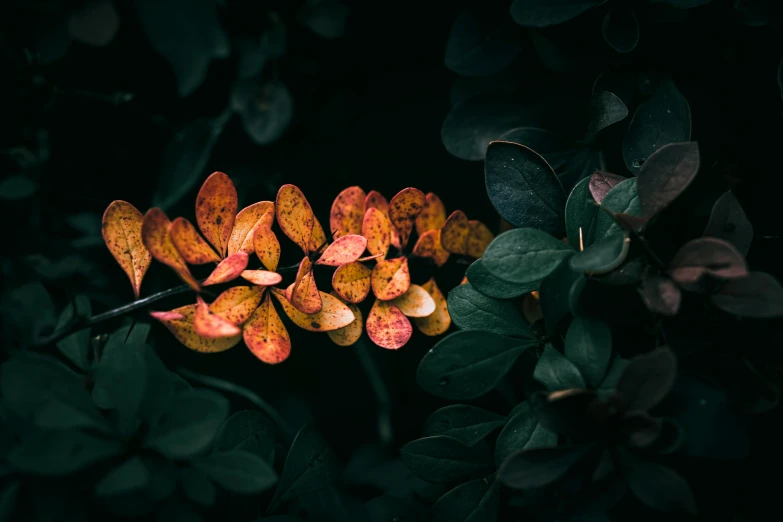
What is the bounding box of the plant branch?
[355,338,393,446]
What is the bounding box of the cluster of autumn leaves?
[101,172,494,364]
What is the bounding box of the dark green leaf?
[484,228,573,285]
[589,170,626,204]
[92,338,148,425]
[710,272,783,318]
[448,284,535,338]
[299,0,350,39]
[540,260,583,336]
[601,7,639,53]
[557,146,605,195]
[55,295,92,371]
[703,190,753,256]
[637,142,700,218]
[669,237,747,289]
[8,429,123,476]
[485,141,566,235]
[499,127,577,173]
[445,9,519,77]
[534,344,586,390]
[114,322,152,346]
[0,282,56,346]
[144,389,229,459]
[145,456,178,501]
[510,0,607,28]
[231,80,293,145]
[497,444,593,489]
[431,476,500,522]
[616,347,677,411]
[651,0,714,7]
[157,499,203,522]
[417,330,536,400]
[529,389,602,436]
[0,175,37,200]
[364,495,421,522]
[622,79,691,173]
[465,259,539,299]
[423,405,506,446]
[599,355,630,391]
[564,316,612,388]
[138,350,180,426]
[624,456,697,514]
[193,450,277,494]
[0,481,19,522]
[95,457,150,497]
[569,232,630,275]
[593,178,640,241]
[495,402,557,467]
[623,411,663,448]
[213,410,276,463]
[585,91,629,142]
[638,275,681,316]
[401,436,492,483]
[565,176,598,249]
[181,467,217,506]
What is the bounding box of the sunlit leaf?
[141,208,200,291]
[637,142,700,218]
[315,235,367,266]
[589,171,626,205]
[330,186,366,238]
[327,293,363,346]
[391,284,436,317]
[412,229,450,266]
[243,293,291,364]
[414,277,452,336]
[228,201,275,256]
[467,220,495,258]
[365,190,401,248]
[196,172,238,258]
[271,289,356,332]
[194,296,242,338]
[241,270,283,287]
[331,262,372,303]
[389,188,426,249]
[170,217,221,265]
[288,258,322,314]
[362,207,391,259]
[309,214,328,253]
[152,305,242,352]
[441,210,470,255]
[366,299,413,350]
[203,252,249,286]
[209,286,265,326]
[416,193,448,236]
[371,257,411,300]
[276,184,315,254]
[102,200,152,298]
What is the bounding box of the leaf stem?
[355,338,393,446]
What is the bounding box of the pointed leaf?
[371,257,411,300]
[639,274,681,316]
[637,142,700,218]
[366,299,413,349]
[308,215,328,253]
[401,436,492,483]
[170,217,221,264]
[214,410,276,462]
[276,184,315,254]
[423,405,506,446]
[228,201,275,256]
[414,277,452,336]
[432,477,500,522]
[203,251,249,286]
[626,457,697,515]
[194,296,242,337]
[195,171,238,258]
[465,259,538,299]
[243,293,291,364]
[141,208,200,290]
[709,272,783,318]
[271,289,356,332]
[389,187,426,248]
[330,186,366,238]
[593,178,641,241]
[152,304,242,352]
[601,7,639,53]
[315,234,367,266]
[589,171,626,204]
[534,344,586,390]
[495,402,557,467]
[441,210,470,254]
[483,228,574,284]
[413,229,450,266]
[102,200,152,298]
[616,347,677,411]
[331,261,372,303]
[193,451,277,494]
[669,237,747,288]
[498,444,593,489]
[448,283,534,338]
[365,190,401,248]
[391,284,436,317]
[564,316,612,388]
[327,293,363,346]
[254,225,281,271]
[362,207,391,259]
[510,0,607,28]
[288,258,322,314]
[565,176,598,248]
[416,192,448,236]
[703,190,753,256]
[585,91,629,142]
[241,270,283,287]
[209,286,265,325]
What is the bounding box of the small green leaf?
[636,142,700,218]
[601,7,639,53]
[465,259,538,299]
[401,436,492,483]
[616,347,677,411]
[431,476,500,522]
[494,402,557,467]
[510,0,607,28]
[55,295,92,371]
[213,410,276,463]
[181,466,217,506]
[8,429,123,476]
[624,454,697,515]
[483,228,574,285]
[417,330,537,400]
[499,127,577,173]
[497,444,593,490]
[534,345,586,391]
[593,178,640,241]
[95,456,150,497]
[0,175,38,200]
[585,91,629,142]
[564,316,612,388]
[448,284,535,338]
[599,355,630,391]
[92,338,148,425]
[569,231,630,275]
[193,450,277,494]
[539,260,583,336]
[565,176,598,248]
[423,405,506,446]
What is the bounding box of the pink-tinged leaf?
[327,292,363,347]
[227,201,274,256]
[241,270,283,287]
[170,217,221,265]
[194,296,242,337]
[413,278,451,336]
[102,200,151,299]
[589,171,626,204]
[388,188,426,249]
[315,234,368,266]
[243,293,291,364]
[253,225,281,272]
[309,215,328,253]
[466,220,494,258]
[638,275,681,316]
[332,262,372,303]
[209,286,265,325]
[270,288,355,332]
[371,257,411,301]
[330,186,366,238]
[141,208,200,291]
[151,305,241,352]
[416,192,447,236]
[195,172,238,258]
[637,142,700,218]
[357,253,384,262]
[669,237,747,290]
[440,210,470,255]
[412,229,450,267]
[362,207,391,259]
[365,190,401,248]
[203,252,249,286]
[149,311,185,322]
[391,284,436,317]
[366,299,412,350]
[276,184,315,254]
[709,272,783,318]
[288,258,322,314]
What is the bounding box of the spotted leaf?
[203,252,249,286]
[412,229,450,267]
[194,296,242,338]
[327,293,364,347]
[209,286,265,326]
[270,289,355,332]
[366,300,412,350]
[276,184,315,254]
[416,192,447,236]
[331,262,372,303]
[141,208,200,291]
[170,217,221,265]
[102,200,152,298]
[253,225,281,272]
[151,305,241,353]
[371,257,411,300]
[414,278,451,336]
[330,186,366,238]
[389,188,426,248]
[227,201,274,256]
[391,284,437,317]
[196,172,238,258]
[315,235,368,266]
[243,293,291,364]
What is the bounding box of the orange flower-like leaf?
[330,186,366,238]
[412,229,450,267]
[371,257,411,301]
[366,300,412,350]
[309,215,328,253]
[413,278,451,336]
[466,220,494,258]
[287,258,322,314]
[315,234,367,266]
[194,296,242,337]
[141,208,200,291]
[203,252,249,286]
[243,293,291,364]
[416,192,447,236]
[327,292,363,346]
[102,200,151,299]
[389,188,425,249]
[209,286,265,326]
[241,270,283,287]
[271,289,355,332]
[276,184,315,254]
[170,217,221,265]
[362,207,391,259]
[441,210,470,255]
[332,262,372,303]
[253,225,280,272]
[365,190,401,249]
[391,284,436,317]
[227,201,274,256]
[151,305,241,352]
[196,172,238,258]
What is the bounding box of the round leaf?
[388,187,425,249]
[483,228,574,284]
[391,284,436,318]
[243,293,291,364]
[495,402,557,467]
[228,201,275,256]
[326,296,363,347]
[315,234,367,266]
[331,261,372,303]
[423,405,506,447]
[709,272,783,318]
[564,316,612,388]
[416,192,448,236]
[330,186,366,238]
[585,91,629,142]
[401,436,492,483]
[102,200,152,298]
[702,190,753,257]
[601,7,639,53]
[413,277,452,336]
[534,344,586,391]
[465,258,538,299]
[271,289,356,332]
[366,299,413,349]
[371,257,411,300]
[195,171,237,258]
[637,142,700,218]
[193,450,277,494]
[447,283,534,338]
[170,217,221,265]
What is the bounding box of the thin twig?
[355,338,393,446]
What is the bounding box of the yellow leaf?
[194,296,242,337]
[413,278,451,336]
[466,220,494,259]
[331,261,372,303]
[366,299,412,350]
[170,217,221,265]
[227,201,274,256]
[441,210,470,255]
[241,270,283,286]
[362,207,390,259]
[391,284,436,317]
[365,190,401,249]
[276,184,315,254]
[209,286,265,325]
[330,186,366,238]
[327,292,363,346]
[102,200,151,299]
[253,225,280,272]
[371,257,411,301]
[203,252,249,286]
[412,229,450,267]
[243,293,291,364]
[415,192,447,236]
[315,234,367,266]
[270,288,355,332]
[388,188,425,249]
[141,208,200,291]
[309,215,328,253]
[151,304,241,352]
[288,258,321,314]
[196,172,238,258]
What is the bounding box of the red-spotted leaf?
[209,286,265,325]
[141,208,200,291]
[366,190,401,248]
[228,201,274,256]
[326,292,363,347]
[309,215,328,253]
[243,293,291,364]
[589,171,626,204]
[413,278,451,336]
[330,186,366,238]
[709,272,783,318]
[170,217,221,264]
[412,229,450,267]
[196,172,238,258]
[194,296,242,338]
[441,210,470,255]
[203,252,249,286]
[466,220,494,258]
[637,142,700,218]
[270,289,355,332]
[331,262,372,303]
[102,200,152,298]
[253,226,281,273]
[391,284,436,317]
[388,188,426,249]
[416,193,447,236]
[371,257,411,301]
[151,305,241,352]
[288,258,321,314]
[366,299,413,350]
[362,207,391,259]
[241,269,282,287]
[276,184,315,254]
[315,235,367,266]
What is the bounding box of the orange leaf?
[466,220,495,259]
[194,296,241,337]
[288,258,322,314]
[366,299,412,350]
[362,207,390,259]
[270,288,356,332]
[315,234,367,266]
[413,278,451,336]
[253,225,281,272]
[391,284,436,317]
[330,186,366,238]
[151,305,241,352]
[149,311,185,321]
[170,217,221,265]
[102,200,151,299]
[309,215,328,253]
[203,252,249,286]
[196,172,238,258]
[141,208,200,291]
[327,292,363,346]
[416,192,447,236]
[227,201,274,256]
[412,229,450,267]
[331,262,372,303]
[389,188,425,248]
[243,293,291,364]
[276,184,315,254]
[371,257,411,301]
[365,190,401,249]
[209,286,265,326]
[441,210,470,255]
[241,270,283,286]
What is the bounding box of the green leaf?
[709,272,783,318]
[231,79,293,145]
[494,402,557,467]
[497,444,593,489]
[145,456,178,501]
[144,389,229,459]
[8,429,123,476]
[0,481,19,522]
[54,295,92,371]
[445,8,519,77]
[485,141,566,235]
[510,0,607,28]
[484,228,574,285]
[465,259,539,299]
[213,410,276,463]
[423,405,506,446]
[499,127,578,173]
[601,7,639,53]
[0,175,38,200]
[431,476,500,522]
[585,91,628,142]
[92,338,148,425]
[703,190,753,257]
[534,345,586,391]
[539,259,583,335]
[113,322,153,346]
[138,349,185,426]
[95,456,150,497]
[157,499,204,522]
[622,79,691,173]
[565,176,598,249]
[569,232,630,275]
[564,316,612,388]
[448,284,535,338]
[299,0,349,39]
[417,330,536,400]
[181,466,217,507]
[0,282,56,346]
[636,142,700,218]
[616,347,677,410]
[593,178,640,241]
[192,450,277,494]
[624,454,697,515]
[599,355,630,391]
[401,436,492,483]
